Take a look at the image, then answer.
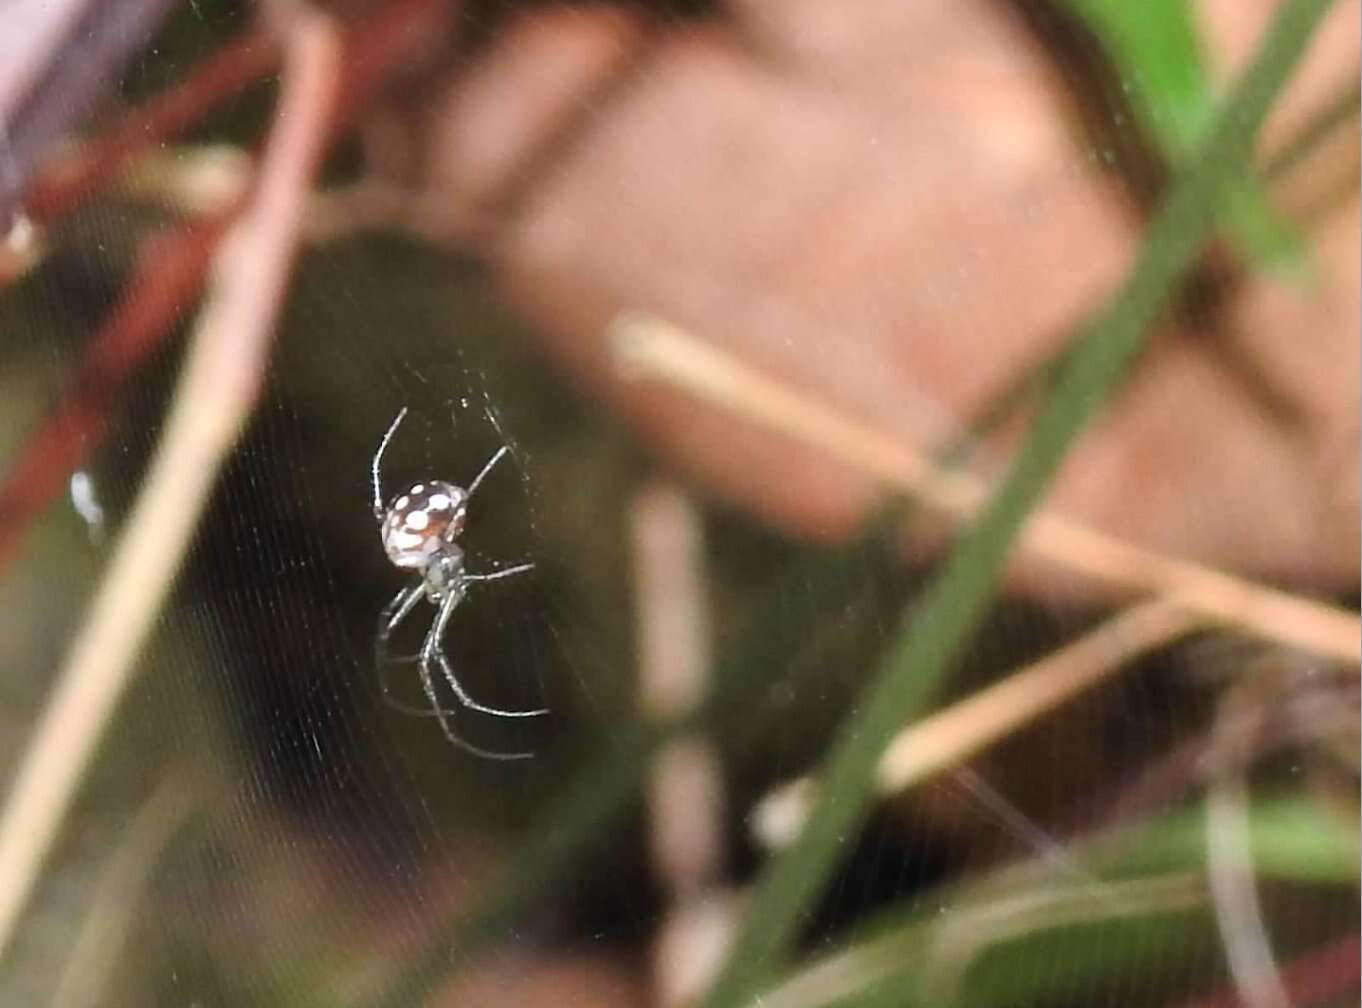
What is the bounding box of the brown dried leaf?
[424,0,1358,599]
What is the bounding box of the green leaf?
[947,900,1211,1008]
[763,794,1354,1008]
[1093,794,1361,884]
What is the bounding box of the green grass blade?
[1060,0,1308,274]
[699,3,1336,1004]
[1060,0,1210,150]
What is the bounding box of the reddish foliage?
[23,30,278,224]
[0,216,229,571]
[0,0,446,578]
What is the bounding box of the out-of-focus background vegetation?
[0,1,1357,1005]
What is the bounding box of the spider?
[371,407,545,759]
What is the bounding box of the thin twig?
[612,314,1359,666]
[0,13,342,961]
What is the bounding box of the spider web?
[2,2,1354,1007]
[0,243,1206,1006]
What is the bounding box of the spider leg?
[384,562,533,668]
[371,407,408,522]
[379,673,454,717]
[375,582,423,672]
[375,583,457,716]
[423,587,548,718]
[432,650,548,718]
[383,583,531,757]
[380,653,458,719]
[376,601,423,669]
[462,562,534,582]
[415,645,533,761]
[466,444,510,498]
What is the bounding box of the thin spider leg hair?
[371,407,408,521]
[466,444,510,498]
[422,588,548,718]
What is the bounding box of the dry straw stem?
[877,598,1199,791]
[0,14,342,962]
[755,598,1202,843]
[612,314,1360,666]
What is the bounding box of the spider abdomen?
[381,480,468,568]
